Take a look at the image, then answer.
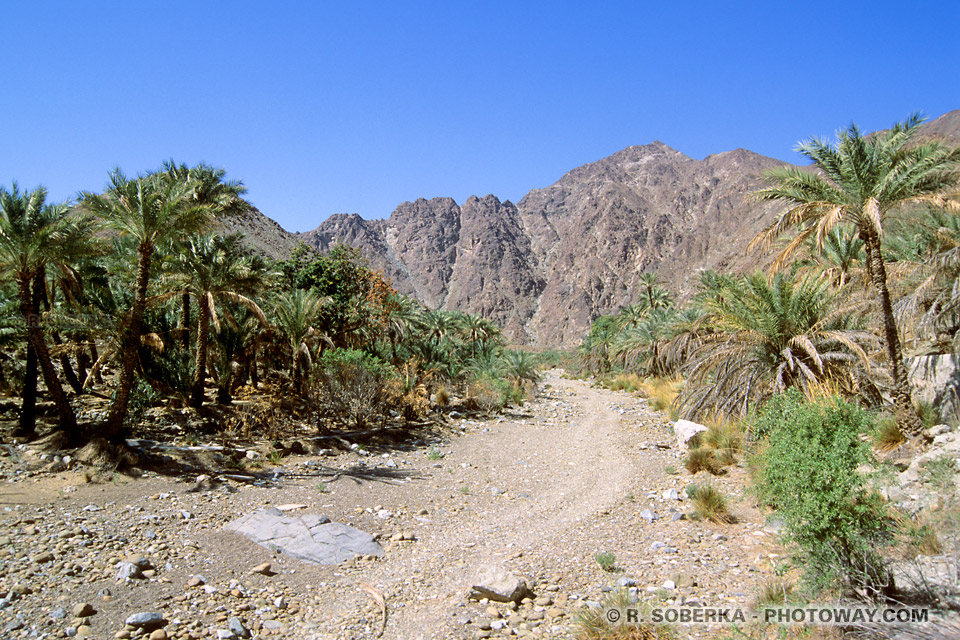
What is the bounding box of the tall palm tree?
[460,313,501,357]
[750,114,960,437]
[159,161,248,345]
[0,184,89,437]
[271,288,329,395]
[81,169,211,437]
[165,234,267,408]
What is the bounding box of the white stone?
[674,420,707,449]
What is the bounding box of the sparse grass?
[664,465,678,475]
[639,376,683,421]
[604,373,645,393]
[267,449,284,465]
[921,454,958,494]
[574,588,678,640]
[754,577,796,608]
[684,447,724,475]
[915,399,941,429]
[594,551,618,572]
[688,484,734,523]
[873,415,906,451]
[426,447,444,460]
[434,385,449,408]
[700,416,745,466]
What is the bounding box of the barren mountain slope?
[229,109,960,347]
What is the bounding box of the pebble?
[125,612,165,627]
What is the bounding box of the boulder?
[908,354,960,423]
[674,420,707,449]
[469,567,534,603]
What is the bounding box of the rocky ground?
[0,371,957,640]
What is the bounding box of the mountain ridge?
[231,109,960,346]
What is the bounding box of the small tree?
[754,390,892,598]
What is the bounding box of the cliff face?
[233,110,960,346]
[292,142,786,344]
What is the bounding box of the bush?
[685,447,724,475]
[872,415,906,451]
[594,551,617,572]
[688,484,733,523]
[315,348,396,430]
[754,390,891,598]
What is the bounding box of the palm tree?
[893,210,960,352]
[0,184,88,437]
[81,169,211,437]
[379,293,422,365]
[165,234,267,407]
[460,313,502,357]
[159,161,248,345]
[680,271,876,420]
[271,288,329,395]
[750,114,960,437]
[807,226,866,287]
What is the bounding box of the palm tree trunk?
[51,331,83,394]
[190,294,210,408]
[865,235,923,437]
[37,270,83,395]
[16,343,38,438]
[89,342,104,385]
[17,275,77,435]
[180,292,191,347]
[104,243,153,438]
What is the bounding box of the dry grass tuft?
[684,447,724,476]
[688,484,734,523]
[873,415,906,451]
[575,589,679,640]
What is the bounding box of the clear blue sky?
[2,1,957,232]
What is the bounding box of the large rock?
[908,354,960,424]
[469,567,535,603]
[674,419,707,449]
[224,507,384,565]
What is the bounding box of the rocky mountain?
[292,142,787,345]
[233,109,960,347]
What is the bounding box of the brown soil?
[0,371,782,640]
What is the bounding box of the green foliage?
[680,269,876,419]
[315,348,397,430]
[754,390,891,597]
[123,378,162,426]
[279,243,390,346]
[594,551,617,572]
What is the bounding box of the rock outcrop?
[224,109,960,347]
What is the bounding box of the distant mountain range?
[222,110,960,347]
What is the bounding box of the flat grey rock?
[469,566,534,603]
[224,507,384,565]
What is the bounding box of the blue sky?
[2,1,958,232]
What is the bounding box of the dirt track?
[0,371,774,640]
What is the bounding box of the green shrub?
[316,348,396,430]
[754,390,891,598]
[594,551,617,572]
